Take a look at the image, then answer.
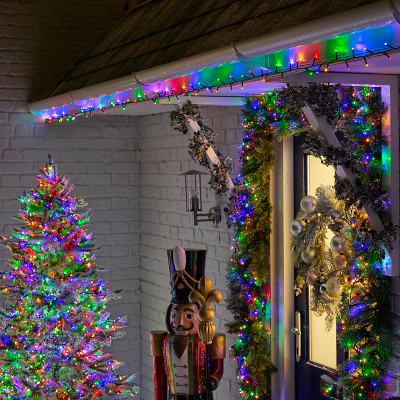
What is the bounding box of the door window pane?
[307,155,337,370]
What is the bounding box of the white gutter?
[28,0,400,114]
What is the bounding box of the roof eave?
[27,0,400,116]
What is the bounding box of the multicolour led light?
[0,157,139,399]
[34,23,400,124]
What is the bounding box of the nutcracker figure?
[150,247,225,400]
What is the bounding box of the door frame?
[269,73,399,400]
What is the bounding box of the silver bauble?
[290,219,306,236]
[330,235,343,253]
[300,196,317,214]
[325,277,342,296]
[301,248,315,264]
[333,255,347,270]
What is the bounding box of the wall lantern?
[180,170,221,227]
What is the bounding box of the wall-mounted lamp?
[180,170,221,227]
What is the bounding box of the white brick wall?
[139,107,243,400]
[0,113,142,382]
[0,0,142,391]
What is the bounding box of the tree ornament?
[329,209,341,222]
[301,248,315,264]
[306,273,317,286]
[325,277,342,296]
[290,219,306,236]
[333,255,347,270]
[300,196,317,214]
[304,212,318,222]
[330,235,343,253]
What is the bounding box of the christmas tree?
[0,156,139,400]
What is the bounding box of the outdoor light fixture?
[180,170,221,227]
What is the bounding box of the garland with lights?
[172,84,395,398]
[224,93,313,399]
[0,156,139,400]
[225,98,276,399]
[170,101,232,195]
[224,85,396,400]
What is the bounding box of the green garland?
[225,99,277,399]
[224,94,311,399]
[170,101,232,195]
[298,86,396,399]
[170,85,396,400]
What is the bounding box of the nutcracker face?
[170,303,199,335]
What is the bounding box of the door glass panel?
[307,155,337,370]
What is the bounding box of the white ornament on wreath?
[300,196,317,214]
[301,248,315,264]
[290,219,306,236]
[330,235,343,253]
[325,277,342,296]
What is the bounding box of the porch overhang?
[27,0,400,121]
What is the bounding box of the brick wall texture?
[0,0,142,389]
[139,108,242,400]
[1,2,400,400]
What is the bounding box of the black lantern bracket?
[191,196,221,227]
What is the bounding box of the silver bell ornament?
[301,248,315,264]
[333,255,347,270]
[290,219,306,236]
[330,235,343,253]
[300,196,317,214]
[325,277,342,296]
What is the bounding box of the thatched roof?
[47,0,379,98]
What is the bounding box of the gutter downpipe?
[28,0,400,115]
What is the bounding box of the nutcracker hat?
[167,246,206,304]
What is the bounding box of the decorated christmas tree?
[0,156,139,400]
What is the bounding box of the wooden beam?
[302,105,385,232]
[186,119,235,191]
[175,104,235,192]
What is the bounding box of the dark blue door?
[293,134,347,400]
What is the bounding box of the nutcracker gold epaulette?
[209,333,226,359]
[150,330,168,357]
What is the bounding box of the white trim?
[270,137,295,400]
[27,0,400,114]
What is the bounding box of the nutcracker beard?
[171,334,190,359]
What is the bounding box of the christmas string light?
[0,156,139,399]
[42,44,400,124]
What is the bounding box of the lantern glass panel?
[186,172,202,212]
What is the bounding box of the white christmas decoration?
[301,248,315,264]
[325,277,342,296]
[330,235,343,253]
[173,246,186,271]
[290,219,306,236]
[300,196,317,214]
